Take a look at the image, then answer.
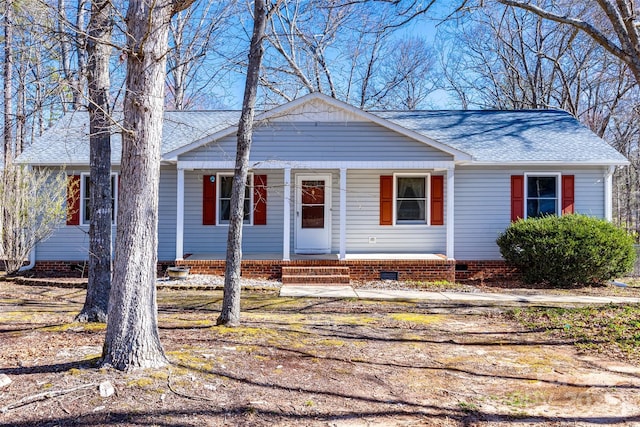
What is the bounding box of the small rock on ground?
[99,381,115,398]
[0,374,11,389]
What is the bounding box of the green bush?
[496,214,637,287]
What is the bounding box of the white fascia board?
[459,160,630,167]
[178,160,456,171]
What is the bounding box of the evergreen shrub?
[496,214,636,287]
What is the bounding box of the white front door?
[295,174,332,254]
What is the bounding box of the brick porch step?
[281,266,350,286]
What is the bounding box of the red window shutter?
[203,175,216,225]
[380,175,393,225]
[66,175,81,226]
[511,175,524,222]
[430,175,444,225]
[253,174,267,225]
[562,175,575,215]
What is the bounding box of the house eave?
[459,160,630,167]
[177,160,457,170]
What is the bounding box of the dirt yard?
[1,281,640,426]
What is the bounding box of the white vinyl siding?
[182,170,284,255]
[33,167,115,261]
[344,170,445,253]
[158,167,178,261]
[179,121,454,163]
[454,166,607,260]
[33,165,608,263]
[34,166,177,262]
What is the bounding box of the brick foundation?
[27,258,520,285]
[454,260,521,285]
[30,260,176,278]
[31,260,88,277]
[176,258,456,283]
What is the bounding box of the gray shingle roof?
[17,105,627,166]
[376,109,628,164]
[17,110,240,165]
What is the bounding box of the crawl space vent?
[380,271,399,281]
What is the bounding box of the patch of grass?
[40,322,106,332]
[126,377,155,388]
[169,351,218,372]
[149,371,169,380]
[510,304,640,362]
[159,316,215,328]
[503,391,536,408]
[389,313,444,325]
[511,345,574,373]
[458,401,478,413]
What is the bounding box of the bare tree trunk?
[3,0,14,270]
[4,0,13,169]
[102,0,194,371]
[76,0,113,323]
[217,0,268,327]
[75,0,89,110]
[15,45,27,156]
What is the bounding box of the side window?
[218,174,251,224]
[396,176,427,224]
[526,175,558,218]
[81,174,117,225]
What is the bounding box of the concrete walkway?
[279,285,640,305]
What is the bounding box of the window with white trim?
[218,173,253,225]
[81,173,118,225]
[395,174,428,224]
[525,173,559,218]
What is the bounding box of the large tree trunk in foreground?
[102,0,193,370]
[217,0,268,326]
[76,0,113,323]
[3,0,15,269]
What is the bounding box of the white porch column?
[283,167,291,261]
[176,167,185,260]
[339,168,347,260]
[605,166,614,222]
[446,167,455,260]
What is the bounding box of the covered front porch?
[173,161,457,264]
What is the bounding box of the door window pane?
[302,205,324,228]
[301,180,325,229]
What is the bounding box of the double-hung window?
[218,173,252,225]
[395,175,428,224]
[525,174,559,218]
[81,173,118,225]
